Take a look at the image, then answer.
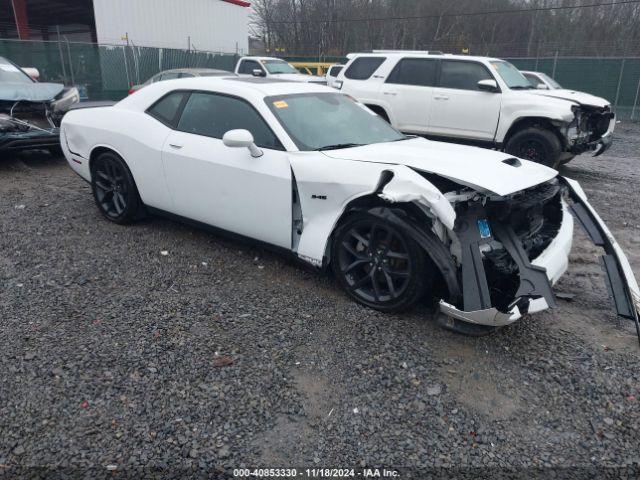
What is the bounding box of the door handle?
[434,95,450,101]
[383,91,397,96]
[169,143,183,149]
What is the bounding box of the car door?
[161,91,292,249]
[380,57,437,133]
[428,60,502,141]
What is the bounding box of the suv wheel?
[505,127,562,169]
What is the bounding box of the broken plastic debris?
[213,356,234,368]
[352,407,359,414]
[160,250,169,256]
[106,465,118,471]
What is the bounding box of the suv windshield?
[0,58,33,84]
[490,61,532,89]
[266,93,405,151]
[263,60,299,75]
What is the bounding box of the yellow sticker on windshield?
[273,100,289,109]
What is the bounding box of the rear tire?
[505,127,563,169]
[91,152,142,224]
[330,212,430,312]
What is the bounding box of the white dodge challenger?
[60,77,640,338]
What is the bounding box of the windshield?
[263,60,299,75]
[266,93,405,151]
[538,72,562,89]
[490,61,532,89]
[0,59,33,84]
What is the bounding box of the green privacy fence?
[507,57,640,121]
[283,54,640,121]
[2,38,639,121]
[0,39,239,101]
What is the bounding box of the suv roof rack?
[370,50,445,55]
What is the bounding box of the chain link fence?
[0,39,239,101]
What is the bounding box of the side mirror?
[22,67,40,81]
[222,129,263,158]
[477,79,499,92]
[252,69,266,77]
[536,83,549,90]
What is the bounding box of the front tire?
[505,127,562,169]
[91,152,142,224]
[330,212,431,312]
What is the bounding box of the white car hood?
[270,73,326,83]
[321,137,558,196]
[528,89,610,109]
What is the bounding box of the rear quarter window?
[146,91,188,127]
[344,57,386,80]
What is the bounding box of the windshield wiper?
[511,85,534,90]
[314,143,365,151]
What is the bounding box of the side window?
[177,92,282,150]
[386,58,437,87]
[439,61,494,91]
[344,57,386,80]
[523,73,539,85]
[147,91,188,127]
[329,66,343,77]
[160,72,181,81]
[179,73,195,78]
[239,60,263,75]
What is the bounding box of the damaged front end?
[439,176,640,344]
[0,84,79,152]
[565,104,615,157]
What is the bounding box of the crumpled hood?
[527,88,610,109]
[0,82,65,102]
[270,73,326,84]
[321,137,558,196]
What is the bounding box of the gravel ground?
[1,123,639,479]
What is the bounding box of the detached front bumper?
[439,178,640,339]
[439,200,573,327]
[569,112,615,157]
[592,130,613,157]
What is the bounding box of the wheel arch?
[364,103,391,123]
[325,195,461,303]
[503,117,566,148]
[88,144,130,178]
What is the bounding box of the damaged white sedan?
[60,77,640,339]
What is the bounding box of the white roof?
[347,51,504,63]
[117,76,334,112]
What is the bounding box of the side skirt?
[144,206,303,267]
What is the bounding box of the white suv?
[336,51,615,167]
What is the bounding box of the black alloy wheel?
[91,152,142,224]
[331,213,430,312]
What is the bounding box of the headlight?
[51,87,80,112]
